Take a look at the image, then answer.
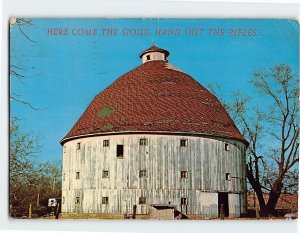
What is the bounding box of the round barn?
[60,46,248,219]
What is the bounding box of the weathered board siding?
[62,134,246,218]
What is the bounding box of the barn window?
[225,143,229,151]
[181,171,188,179]
[146,55,151,60]
[102,197,109,204]
[139,138,148,146]
[180,139,188,147]
[225,173,231,181]
[117,145,124,158]
[75,197,80,204]
[181,198,188,205]
[139,170,147,178]
[102,170,109,178]
[76,172,80,179]
[76,142,81,150]
[103,140,110,147]
[139,197,146,204]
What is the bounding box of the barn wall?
[61,134,246,217]
[228,193,241,217]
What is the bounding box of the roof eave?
[60,130,248,146]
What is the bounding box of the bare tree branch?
[10,95,41,111]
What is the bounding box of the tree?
[9,18,40,217]
[36,160,62,206]
[210,64,299,216]
[9,118,41,216]
[10,18,40,110]
[10,21,61,216]
[9,119,62,217]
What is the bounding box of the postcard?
[9,18,299,220]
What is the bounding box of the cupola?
[139,45,170,63]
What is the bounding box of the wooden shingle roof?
[61,50,247,145]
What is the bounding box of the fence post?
[37,194,40,208]
[133,205,137,219]
[28,203,32,219]
[55,202,60,219]
[255,205,260,219]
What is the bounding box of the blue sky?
[10,18,299,162]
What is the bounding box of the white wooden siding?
[62,134,246,217]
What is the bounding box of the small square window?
[117,145,124,158]
[180,139,188,147]
[139,197,146,204]
[103,140,110,147]
[139,170,147,178]
[75,197,80,204]
[225,173,231,181]
[181,198,188,205]
[102,170,109,178]
[146,55,150,60]
[181,171,188,179]
[102,197,109,204]
[139,138,148,146]
[225,143,229,151]
[76,172,80,179]
[76,142,81,150]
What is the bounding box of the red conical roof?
[61,48,247,145]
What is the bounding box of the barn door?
[218,192,229,218]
